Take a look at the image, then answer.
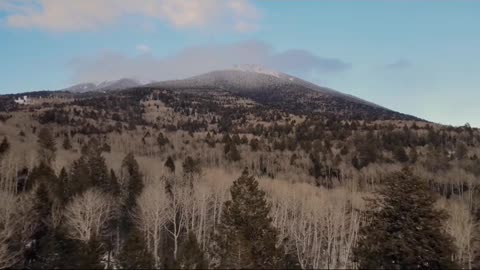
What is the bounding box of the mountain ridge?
[6,68,420,122]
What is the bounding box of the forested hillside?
[0,81,479,269]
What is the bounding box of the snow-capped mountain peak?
[233,64,282,78]
[62,78,140,93]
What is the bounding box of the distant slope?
[62,78,140,93]
[9,68,419,121]
[150,69,379,107]
[148,69,417,120]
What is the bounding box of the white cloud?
[1,0,259,32]
[69,40,351,83]
[136,44,152,54]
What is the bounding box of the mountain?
[153,68,378,106]
[148,68,418,121]
[5,68,418,121]
[62,78,140,93]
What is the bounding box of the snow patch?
[233,64,282,78]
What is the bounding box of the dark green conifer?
[177,233,207,269]
[118,229,155,269]
[353,169,457,269]
[37,127,57,165]
[62,135,72,150]
[214,169,284,269]
[0,136,10,155]
[165,156,175,173]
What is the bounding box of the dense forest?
[0,86,479,269]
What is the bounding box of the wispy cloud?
[383,59,412,70]
[1,0,260,32]
[69,40,351,83]
[136,44,152,54]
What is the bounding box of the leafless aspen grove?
[0,82,479,269]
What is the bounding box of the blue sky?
[1,1,479,127]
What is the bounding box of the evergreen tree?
[68,157,91,197]
[28,162,62,201]
[225,141,241,162]
[0,136,10,155]
[23,182,57,268]
[87,150,110,193]
[62,135,72,150]
[177,233,207,269]
[29,230,78,269]
[165,156,175,174]
[108,169,120,196]
[455,142,468,160]
[205,132,216,148]
[157,132,170,148]
[37,127,57,165]
[31,183,53,241]
[393,146,409,163]
[182,156,201,186]
[119,153,143,237]
[214,169,284,269]
[118,229,155,269]
[72,238,105,269]
[409,147,418,164]
[249,138,260,152]
[353,169,457,269]
[121,152,143,199]
[57,167,69,202]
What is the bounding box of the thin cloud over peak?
[69,40,351,83]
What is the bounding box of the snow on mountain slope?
[63,78,140,93]
[150,68,380,108]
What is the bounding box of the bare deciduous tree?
[164,175,188,261]
[135,180,169,267]
[64,188,113,242]
[0,192,36,268]
[0,191,18,268]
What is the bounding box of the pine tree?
[0,136,10,155]
[109,169,120,196]
[37,127,57,165]
[72,238,105,269]
[177,233,207,269]
[353,169,457,269]
[393,146,409,163]
[57,167,69,203]
[409,147,418,164]
[28,162,62,202]
[23,182,56,268]
[225,141,241,162]
[31,183,53,241]
[87,149,110,193]
[121,152,143,199]
[69,157,91,197]
[165,156,176,174]
[118,229,155,269]
[249,138,260,152]
[182,156,200,186]
[214,169,284,269]
[119,153,143,237]
[62,135,72,150]
[157,132,170,148]
[29,230,77,269]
